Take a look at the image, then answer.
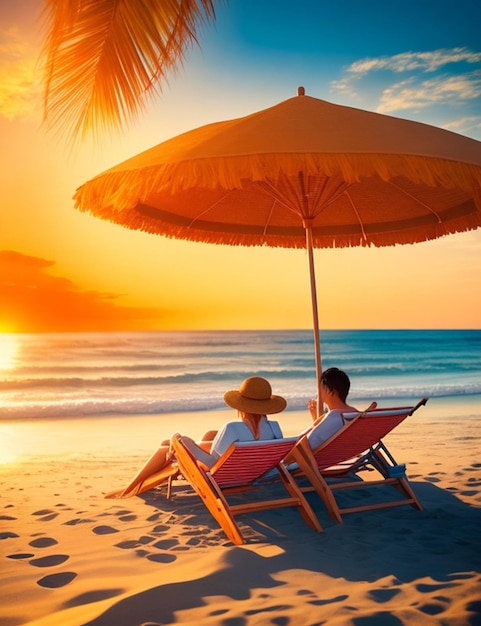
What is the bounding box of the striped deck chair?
[171,434,323,545]
[286,398,428,523]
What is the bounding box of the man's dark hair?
[320,367,351,402]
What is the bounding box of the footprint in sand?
[466,478,481,486]
[368,588,402,603]
[151,524,170,533]
[7,553,35,559]
[418,601,448,616]
[134,535,155,545]
[37,572,77,588]
[29,537,58,548]
[118,514,137,522]
[464,464,481,472]
[115,536,154,549]
[135,549,150,557]
[297,589,318,597]
[92,525,119,535]
[32,509,59,522]
[208,609,230,617]
[186,537,202,546]
[29,554,70,567]
[152,539,178,550]
[63,517,94,526]
[146,553,177,563]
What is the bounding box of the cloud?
[443,116,481,134]
[344,48,481,77]
[0,26,42,120]
[0,250,166,332]
[376,70,481,113]
[331,47,481,137]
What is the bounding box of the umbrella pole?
[304,221,323,414]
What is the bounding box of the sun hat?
[223,377,287,414]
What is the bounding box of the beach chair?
[286,398,428,523]
[171,434,323,545]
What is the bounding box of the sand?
[1,398,481,626]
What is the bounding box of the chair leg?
[166,474,173,500]
[175,452,245,545]
[290,446,343,524]
[277,464,323,532]
[352,445,423,512]
[396,476,423,510]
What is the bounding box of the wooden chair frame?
[171,434,323,545]
[286,398,428,523]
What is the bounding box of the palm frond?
[40,0,217,144]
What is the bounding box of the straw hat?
[224,377,287,414]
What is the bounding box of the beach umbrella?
[74,87,481,404]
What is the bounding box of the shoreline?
[1,394,480,464]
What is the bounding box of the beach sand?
[1,399,481,625]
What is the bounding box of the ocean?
[0,329,480,421]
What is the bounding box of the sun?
[0,333,19,371]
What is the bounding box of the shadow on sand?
[79,480,481,626]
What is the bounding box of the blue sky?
[183,0,481,138]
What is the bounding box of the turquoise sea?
[0,329,480,420]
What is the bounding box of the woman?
[106,376,286,498]
[179,376,286,468]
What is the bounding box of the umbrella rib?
[258,179,306,218]
[313,182,353,216]
[388,180,443,223]
[186,190,235,227]
[263,199,277,238]
[344,190,368,242]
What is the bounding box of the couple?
[106,368,356,499]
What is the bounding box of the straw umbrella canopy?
[74,88,481,405]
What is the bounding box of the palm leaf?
[41,0,217,143]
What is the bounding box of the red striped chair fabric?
[211,437,298,487]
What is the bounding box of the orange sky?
[1,1,480,333]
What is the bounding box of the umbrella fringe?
[75,154,481,214]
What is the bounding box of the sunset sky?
[1,0,480,333]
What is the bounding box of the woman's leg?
[201,429,218,441]
[196,429,218,452]
[106,429,219,498]
[105,444,174,498]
